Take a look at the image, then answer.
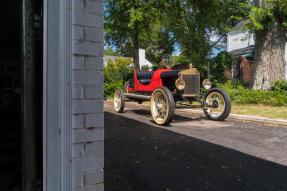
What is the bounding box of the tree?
[210,51,233,83]
[105,0,248,73]
[104,47,120,56]
[242,0,287,90]
[105,0,160,69]
[145,23,175,65]
[163,0,248,74]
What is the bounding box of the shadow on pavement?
[104,111,287,191]
[131,109,204,123]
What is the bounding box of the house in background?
[139,49,153,69]
[227,20,287,83]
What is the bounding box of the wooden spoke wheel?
[203,88,231,121]
[114,89,125,113]
[150,87,175,125]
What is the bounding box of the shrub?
[104,81,123,98]
[104,57,133,97]
[210,51,233,84]
[271,80,287,95]
[217,81,287,106]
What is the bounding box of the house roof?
[230,20,245,33]
[230,46,254,57]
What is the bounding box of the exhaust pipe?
[124,93,151,101]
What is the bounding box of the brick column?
[71,0,104,190]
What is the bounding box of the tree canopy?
[240,0,287,34]
[105,0,248,72]
[105,0,161,69]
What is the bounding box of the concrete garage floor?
[104,102,287,191]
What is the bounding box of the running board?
[124,93,151,101]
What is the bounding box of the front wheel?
[114,89,125,113]
[203,88,231,121]
[150,87,175,126]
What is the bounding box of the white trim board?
[43,0,72,190]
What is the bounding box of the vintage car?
[113,59,231,126]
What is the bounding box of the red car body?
[128,69,173,92]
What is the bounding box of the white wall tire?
[203,88,231,121]
[150,87,175,126]
[114,89,125,113]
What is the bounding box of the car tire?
[114,89,125,113]
[150,87,175,126]
[124,81,130,93]
[203,88,231,121]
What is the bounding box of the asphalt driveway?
[104,102,287,191]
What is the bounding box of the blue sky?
[171,44,225,57]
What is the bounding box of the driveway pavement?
[104,102,287,191]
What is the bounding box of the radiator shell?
[182,74,200,96]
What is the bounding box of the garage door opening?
[0,0,43,190]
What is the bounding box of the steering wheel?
[159,59,169,68]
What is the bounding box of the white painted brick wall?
[73,55,85,70]
[72,0,104,190]
[85,56,104,71]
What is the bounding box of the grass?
[230,104,287,120]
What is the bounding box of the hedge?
[217,81,287,106]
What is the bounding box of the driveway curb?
[177,109,287,126]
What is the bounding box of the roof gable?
[230,20,245,33]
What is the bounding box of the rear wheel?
[150,87,175,125]
[114,89,125,113]
[203,88,231,121]
[124,81,130,93]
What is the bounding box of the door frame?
[43,0,72,190]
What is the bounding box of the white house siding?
[227,29,287,80]
[139,49,153,69]
[72,0,104,190]
[227,31,255,53]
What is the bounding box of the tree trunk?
[133,29,140,70]
[133,34,140,70]
[251,19,286,90]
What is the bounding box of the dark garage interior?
[0,1,43,190]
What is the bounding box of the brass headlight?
[175,78,185,91]
[202,79,212,90]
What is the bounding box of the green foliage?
[104,57,133,97]
[105,0,162,66]
[173,55,192,68]
[271,80,287,95]
[145,24,175,65]
[163,0,248,68]
[210,51,233,83]
[104,81,123,98]
[104,47,120,56]
[237,0,287,33]
[105,0,247,71]
[141,65,150,70]
[217,81,287,106]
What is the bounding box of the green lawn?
[231,104,287,120]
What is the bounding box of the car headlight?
[202,79,212,90]
[175,78,185,91]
